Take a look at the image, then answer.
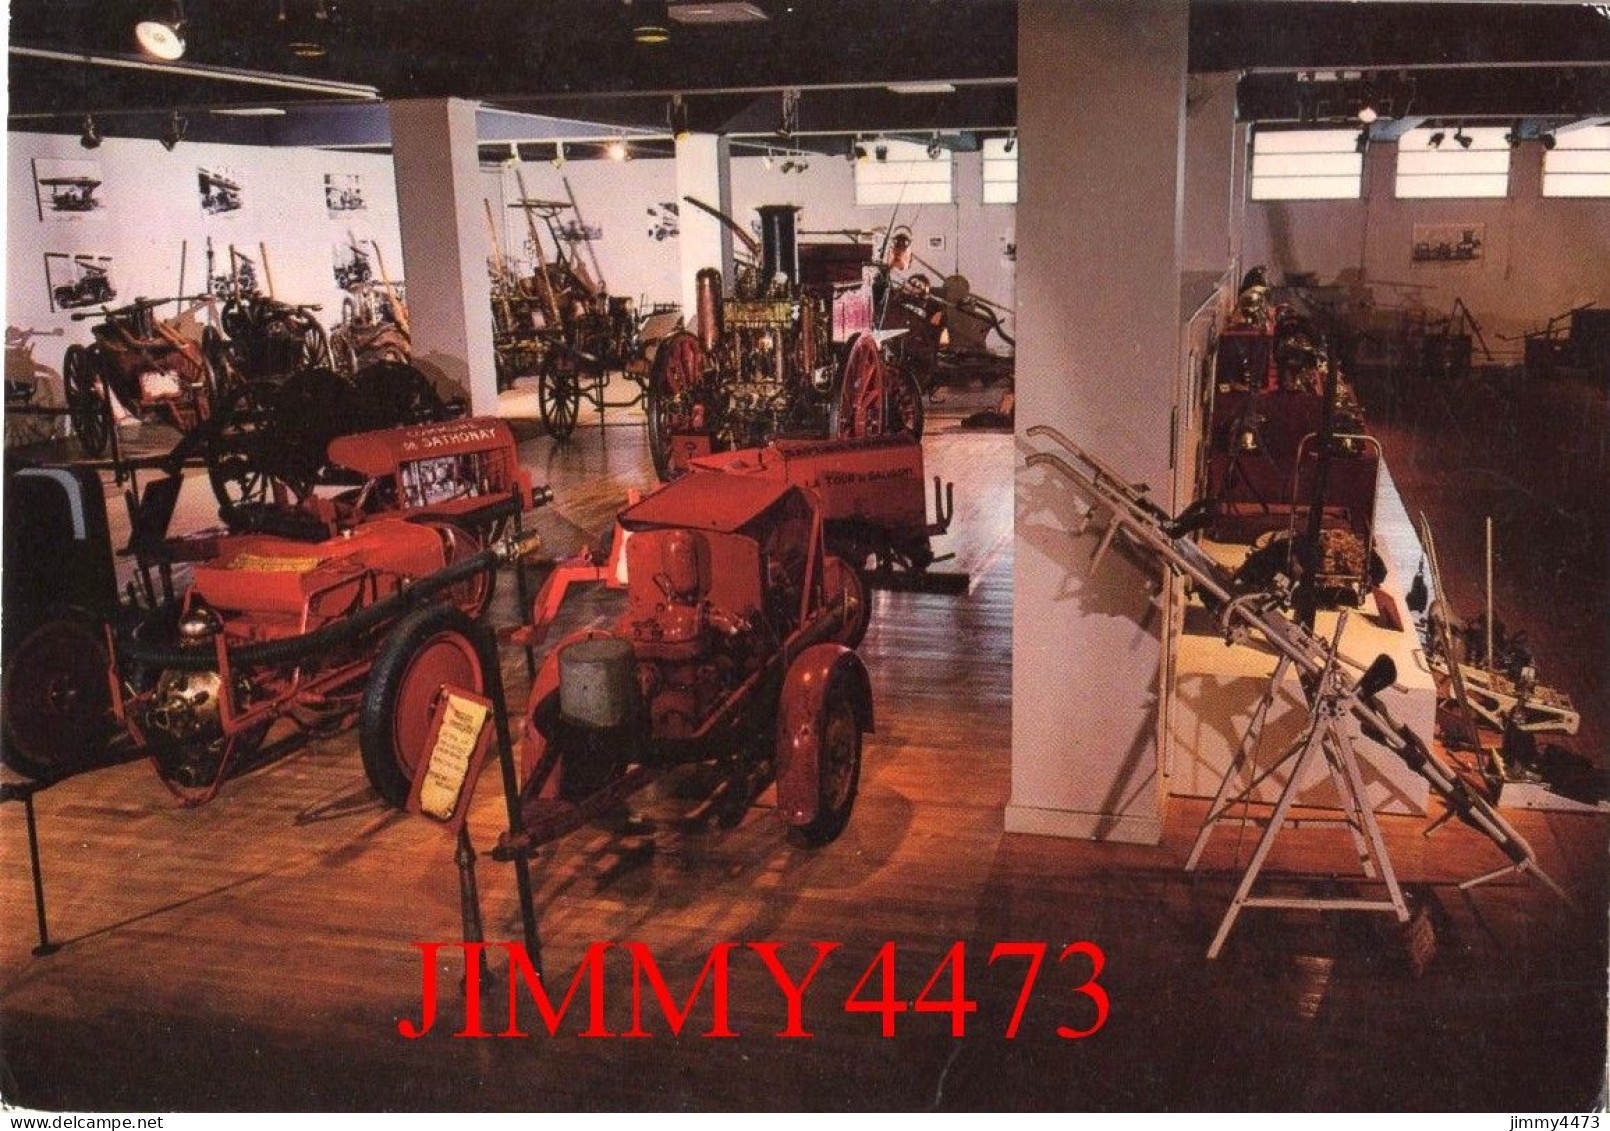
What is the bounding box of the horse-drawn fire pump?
[0,417,547,807]
[645,201,923,480]
[489,174,664,438]
[64,295,219,459]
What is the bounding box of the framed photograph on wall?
[33,158,106,221]
[1411,222,1485,264]
[324,172,366,216]
[44,252,116,312]
[198,166,244,215]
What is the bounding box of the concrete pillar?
[1183,71,1240,277]
[389,98,498,413]
[1009,0,1189,844]
[675,133,734,316]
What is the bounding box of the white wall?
[486,151,1017,330]
[7,131,404,378]
[1243,139,1610,358]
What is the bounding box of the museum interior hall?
[2,0,1608,1113]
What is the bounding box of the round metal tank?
[558,637,638,729]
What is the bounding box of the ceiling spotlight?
[874,143,888,163]
[851,140,867,163]
[1426,131,1445,149]
[762,150,774,170]
[79,115,102,149]
[633,0,670,43]
[552,141,566,169]
[926,135,943,160]
[160,111,187,152]
[1454,127,1472,150]
[1003,133,1016,154]
[1357,104,1378,125]
[1542,131,1558,151]
[276,0,331,58]
[1355,129,1369,154]
[606,139,629,161]
[134,2,187,61]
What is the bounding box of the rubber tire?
[359,604,486,809]
[1,612,114,781]
[791,674,862,847]
[646,330,705,481]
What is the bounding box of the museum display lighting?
[79,115,102,149]
[1454,126,1473,149]
[1003,132,1016,153]
[552,141,566,169]
[607,138,629,161]
[1426,130,1445,148]
[633,0,671,43]
[927,134,944,159]
[134,1,187,61]
[668,94,691,140]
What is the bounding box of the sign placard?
[405,685,495,833]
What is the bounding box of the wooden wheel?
[646,330,707,481]
[538,348,583,440]
[64,345,111,457]
[833,333,923,441]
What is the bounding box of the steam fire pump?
[646,203,923,480]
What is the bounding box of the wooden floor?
[1,385,1605,1112]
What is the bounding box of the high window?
[855,138,953,206]
[1249,129,1364,201]
[1396,126,1511,198]
[982,136,1018,204]
[1542,125,1610,198]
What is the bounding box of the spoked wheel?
[200,325,240,400]
[822,554,871,649]
[64,345,111,457]
[329,331,360,380]
[792,677,863,847]
[422,520,495,620]
[646,330,707,481]
[832,332,921,440]
[538,348,583,440]
[0,612,114,782]
[359,604,487,809]
[296,316,331,370]
[207,382,279,512]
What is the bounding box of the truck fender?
[774,643,873,826]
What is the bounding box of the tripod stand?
[1184,612,1410,958]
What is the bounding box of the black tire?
[65,345,110,457]
[0,612,115,781]
[538,351,583,440]
[359,604,487,809]
[791,674,863,847]
[823,554,870,649]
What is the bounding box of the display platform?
[1167,458,1435,816]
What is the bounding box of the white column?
[675,133,733,316]
[1183,71,1241,277]
[1009,0,1190,845]
[389,98,498,414]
